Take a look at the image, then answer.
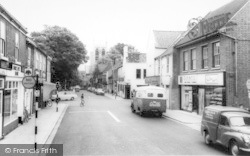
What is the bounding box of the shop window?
[202,46,208,69]
[183,51,188,71]
[136,69,141,79]
[212,42,220,67]
[191,49,196,70]
[4,81,18,125]
[205,87,225,107]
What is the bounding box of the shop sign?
[178,72,224,86]
[145,76,160,86]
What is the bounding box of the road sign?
[246,79,250,89]
[22,76,36,89]
[24,68,32,76]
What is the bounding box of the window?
[183,51,188,71]
[102,49,105,56]
[136,69,141,79]
[157,93,163,98]
[202,46,208,69]
[143,69,146,78]
[158,60,160,75]
[15,32,19,61]
[27,47,31,67]
[219,115,229,126]
[213,42,220,67]
[0,21,6,56]
[4,81,18,125]
[166,56,170,73]
[191,49,196,70]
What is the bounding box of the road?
[51,90,228,155]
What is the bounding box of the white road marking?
[107,111,121,123]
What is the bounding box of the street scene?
[0,0,250,156]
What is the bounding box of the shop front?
[178,72,225,115]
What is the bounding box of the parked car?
[95,88,105,95]
[51,91,78,101]
[201,105,250,156]
[131,86,167,117]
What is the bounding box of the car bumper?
[240,147,250,152]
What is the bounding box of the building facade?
[0,4,54,138]
[175,0,250,114]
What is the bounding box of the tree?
[31,26,88,86]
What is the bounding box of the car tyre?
[139,111,144,117]
[71,97,74,100]
[229,140,240,156]
[204,131,211,145]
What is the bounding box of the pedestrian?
[115,92,117,99]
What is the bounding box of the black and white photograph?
[0,0,250,155]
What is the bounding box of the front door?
[0,90,3,139]
[125,85,130,99]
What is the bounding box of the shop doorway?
[192,87,199,114]
[125,85,130,99]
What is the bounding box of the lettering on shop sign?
[181,75,197,84]
[205,74,219,84]
[188,12,231,39]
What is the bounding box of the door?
[0,90,3,139]
[198,88,205,115]
[125,85,130,99]
[217,115,230,144]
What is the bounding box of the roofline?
[0,4,28,34]
[174,31,219,49]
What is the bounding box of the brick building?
[174,0,250,115]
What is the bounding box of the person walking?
[80,93,85,107]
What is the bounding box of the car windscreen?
[230,116,250,126]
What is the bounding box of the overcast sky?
[0,0,233,69]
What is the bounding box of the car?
[51,91,78,101]
[95,88,105,95]
[201,105,250,156]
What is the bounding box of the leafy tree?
[31,26,88,86]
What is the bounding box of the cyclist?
[80,93,85,107]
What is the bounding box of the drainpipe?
[218,33,237,96]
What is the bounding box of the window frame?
[183,51,188,71]
[190,48,196,70]
[0,20,6,56]
[202,45,208,69]
[136,69,141,79]
[15,32,19,61]
[212,42,220,67]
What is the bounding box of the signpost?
[55,81,60,112]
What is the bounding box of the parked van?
[201,105,250,156]
[131,86,166,117]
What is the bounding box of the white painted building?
[116,46,147,99]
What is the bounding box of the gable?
[176,0,249,46]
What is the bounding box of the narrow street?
[51,91,227,155]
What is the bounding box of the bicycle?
[80,99,85,107]
[46,99,53,107]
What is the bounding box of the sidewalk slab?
[0,102,68,145]
[163,110,202,131]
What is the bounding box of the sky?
[0,0,233,70]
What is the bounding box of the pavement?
[105,93,202,131]
[0,102,68,145]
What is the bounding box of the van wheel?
[229,140,240,156]
[71,97,74,100]
[204,131,211,145]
